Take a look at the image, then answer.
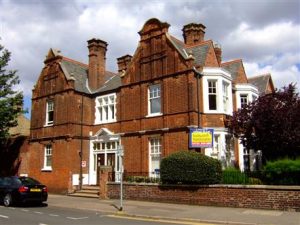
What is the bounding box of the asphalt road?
[0,204,214,225]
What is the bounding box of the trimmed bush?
[160,151,222,185]
[262,159,300,185]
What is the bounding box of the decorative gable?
[121,18,193,85]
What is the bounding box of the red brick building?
[24,18,274,193]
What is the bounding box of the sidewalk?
[48,194,299,225]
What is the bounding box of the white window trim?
[203,73,233,115]
[149,137,162,177]
[95,93,117,124]
[45,100,54,126]
[235,84,259,110]
[42,144,52,171]
[147,84,162,117]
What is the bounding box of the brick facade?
[20,18,275,193]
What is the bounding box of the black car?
[0,176,48,206]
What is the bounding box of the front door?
[96,154,104,185]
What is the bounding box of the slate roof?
[59,57,120,94]
[248,73,273,95]
[168,35,211,67]
[221,60,243,81]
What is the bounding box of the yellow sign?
[189,128,214,148]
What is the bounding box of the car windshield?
[19,177,41,185]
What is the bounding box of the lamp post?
[117,145,124,211]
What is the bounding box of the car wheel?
[3,193,12,207]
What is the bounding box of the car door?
[0,177,4,200]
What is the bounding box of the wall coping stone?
[107,182,300,191]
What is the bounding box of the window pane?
[150,98,161,114]
[209,95,217,110]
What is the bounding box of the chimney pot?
[117,54,132,74]
[182,23,206,45]
[214,43,222,66]
[87,38,108,91]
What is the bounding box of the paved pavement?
[48,194,300,225]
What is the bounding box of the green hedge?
[160,151,222,185]
[262,159,300,185]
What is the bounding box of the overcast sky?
[0,0,299,118]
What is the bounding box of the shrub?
[262,159,300,185]
[125,176,160,183]
[160,151,222,185]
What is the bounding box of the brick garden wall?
[107,183,300,211]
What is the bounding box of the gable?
[122,19,193,85]
[221,59,248,83]
[248,74,275,95]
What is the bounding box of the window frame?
[208,80,218,111]
[148,84,162,117]
[202,69,233,115]
[240,94,248,108]
[45,100,54,126]
[42,144,52,171]
[222,81,230,113]
[95,93,117,124]
[149,137,162,177]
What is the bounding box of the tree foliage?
[0,43,24,143]
[229,84,300,162]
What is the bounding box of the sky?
[0,0,299,119]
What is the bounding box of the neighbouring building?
[21,18,274,193]
[0,114,30,176]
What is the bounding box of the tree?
[0,43,24,144]
[229,84,300,163]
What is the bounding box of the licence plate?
[30,188,41,192]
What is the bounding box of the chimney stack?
[117,54,132,75]
[87,38,108,91]
[214,43,222,66]
[182,23,206,45]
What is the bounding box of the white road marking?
[39,223,48,225]
[34,211,43,214]
[0,215,9,219]
[49,214,59,217]
[66,216,89,220]
[21,209,29,212]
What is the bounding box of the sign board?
[189,128,214,148]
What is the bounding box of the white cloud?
[245,60,300,91]
[0,0,299,118]
[223,21,300,61]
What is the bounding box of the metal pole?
[196,72,200,128]
[118,145,124,211]
[120,154,123,211]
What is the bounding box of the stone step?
[81,185,99,191]
[68,185,99,198]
